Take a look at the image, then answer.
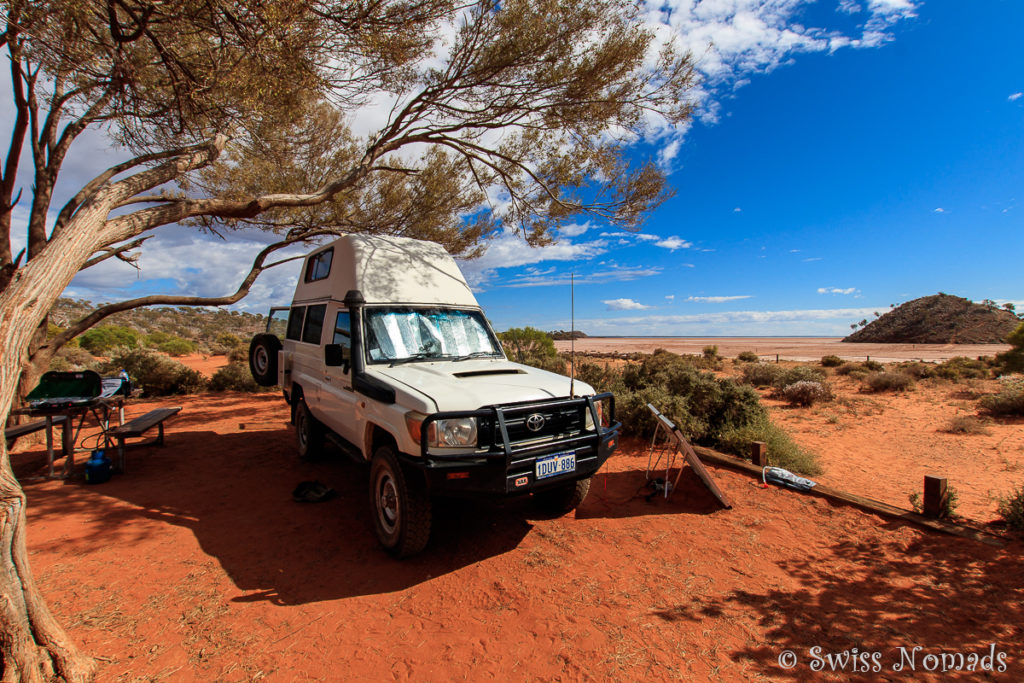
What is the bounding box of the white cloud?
[802,257,823,262]
[1010,92,1023,102]
[686,295,752,303]
[654,236,693,251]
[504,265,662,288]
[934,207,945,213]
[817,287,860,295]
[457,229,609,289]
[733,207,742,212]
[603,298,653,311]
[558,222,593,237]
[665,294,675,301]
[790,249,801,253]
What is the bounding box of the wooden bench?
[5,415,70,451]
[109,407,182,472]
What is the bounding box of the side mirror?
[324,344,349,371]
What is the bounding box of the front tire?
[369,446,432,558]
[534,476,592,515]
[294,398,325,461]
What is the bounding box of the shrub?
[935,356,990,381]
[228,345,249,363]
[864,371,914,392]
[780,380,833,407]
[717,415,822,475]
[862,359,884,372]
[95,349,207,396]
[835,362,859,376]
[979,377,1024,416]
[820,355,844,367]
[741,362,784,387]
[772,365,826,390]
[54,345,96,369]
[997,483,1024,532]
[156,337,196,356]
[79,325,139,355]
[942,416,990,435]
[145,330,175,347]
[737,350,760,363]
[500,327,566,374]
[996,322,1024,374]
[702,345,721,361]
[209,362,263,392]
[898,361,935,379]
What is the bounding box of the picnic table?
[10,370,128,478]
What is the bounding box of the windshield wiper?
[389,352,451,366]
[452,351,500,362]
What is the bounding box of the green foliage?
[979,377,1024,416]
[773,365,826,390]
[78,325,139,355]
[820,355,844,367]
[740,363,784,387]
[499,327,566,374]
[898,361,936,379]
[934,356,990,380]
[95,349,207,397]
[717,415,822,476]
[996,322,1024,373]
[862,359,884,372]
[864,371,915,392]
[780,381,833,407]
[156,337,196,356]
[702,345,720,361]
[209,362,263,392]
[52,346,96,371]
[736,350,760,363]
[997,483,1024,532]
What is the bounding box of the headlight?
[584,399,605,431]
[429,417,478,448]
[407,412,478,448]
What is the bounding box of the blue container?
[85,450,112,484]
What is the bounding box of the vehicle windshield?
[364,307,503,364]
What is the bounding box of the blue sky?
[10,1,1024,336]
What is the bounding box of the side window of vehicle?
[333,310,351,347]
[286,306,306,341]
[304,248,333,282]
[302,304,327,344]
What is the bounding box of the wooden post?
[750,441,767,467]
[924,475,948,518]
[775,354,779,364]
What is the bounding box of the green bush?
[898,361,936,379]
[145,330,175,347]
[209,362,263,392]
[862,359,884,372]
[997,483,1024,532]
[835,362,859,376]
[157,337,196,356]
[772,365,826,390]
[228,345,249,363]
[79,325,139,355]
[780,380,833,406]
[864,371,915,392]
[737,350,760,363]
[935,356,990,381]
[500,327,566,374]
[979,377,1024,416]
[95,349,207,396]
[820,355,844,367]
[717,415,822,475]
[996,322,1024,374]
[740,362,784,387]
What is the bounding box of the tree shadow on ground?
[652,524,1024,678]
[577,465,730,520]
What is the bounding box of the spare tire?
[249,334,282,386]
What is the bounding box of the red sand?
[12,393,1024,680]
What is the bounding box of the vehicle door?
[288,302,329,419]
[320,306,362,447]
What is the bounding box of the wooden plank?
[690,445,1004,548]
[750,441,767,467]
[112,407,181,438]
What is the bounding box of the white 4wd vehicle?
[249,235,619,556]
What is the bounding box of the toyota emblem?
[525,413,546,432]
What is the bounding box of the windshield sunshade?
[365,308,501,363]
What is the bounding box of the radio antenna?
[570,271,576,397]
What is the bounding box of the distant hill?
[549,330,588,340]
[843,294,1020,344]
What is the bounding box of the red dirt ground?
[11,393,1024,681]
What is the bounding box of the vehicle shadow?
[24,426,532,605]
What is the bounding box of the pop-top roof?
[291,234,479,307]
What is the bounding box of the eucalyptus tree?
[0,1,695,679]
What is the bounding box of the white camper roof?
[291,234,479,307]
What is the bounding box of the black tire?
[249,334,282,387]
[369,446,432,558]
[534,476,592,515]
[294,398,325,461]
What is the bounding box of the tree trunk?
[0,199,116,682]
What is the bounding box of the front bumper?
[402,393,620,497]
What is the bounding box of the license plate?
[535,451,576,480]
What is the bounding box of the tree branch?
[79,236,151,270]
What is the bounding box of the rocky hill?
[844,294,1020,344]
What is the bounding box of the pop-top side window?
[286,307,306,341]
[305,248,334,282]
